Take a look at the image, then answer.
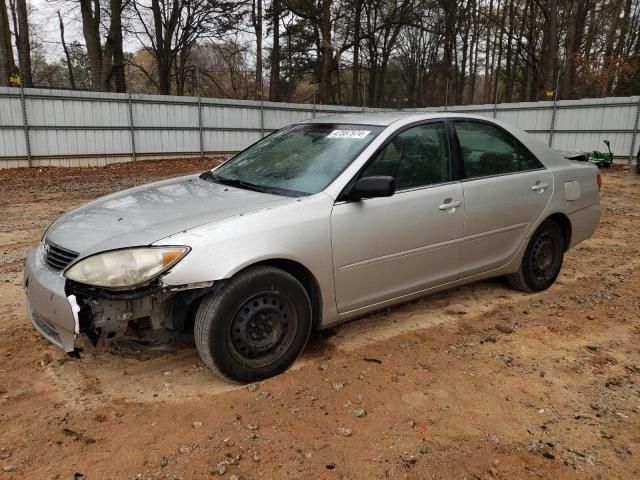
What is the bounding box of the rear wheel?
[194,266,312,383]
[507,220,565,293]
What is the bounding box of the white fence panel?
[0,87,638,169]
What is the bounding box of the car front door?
[452,120,554,278]
[331,121,464,314]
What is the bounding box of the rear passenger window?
[517,143,544,170]
[455,122,542,178]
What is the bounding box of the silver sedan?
[24,113,602,382]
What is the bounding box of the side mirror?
[349,176,396,200]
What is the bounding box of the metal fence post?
[548,70,561,147]
[492,70,499,119]
[548,97,559,147]
[260,96,265,138]
[312,82,317,118]
[127,92,137,161]
[548,103,557,147]
[19,85,32,167]
[198,96,204,158]
[444,81,449,112]
[630,97,640,164]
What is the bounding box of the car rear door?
[331,121,464,314]
[452,120,554,277]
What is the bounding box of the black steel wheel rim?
[530,233,557,282]
[228,292,298,368]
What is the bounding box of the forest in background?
[0,0,639,108]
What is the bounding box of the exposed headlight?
[64,247,190,289]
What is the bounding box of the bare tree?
[21,0,640,104]
[251,0,263,99]
[131,0,239,95]
[76,0,126,91]
[268,0,282,101]
[283,0,335,104]
[8,0,30,85]
[58,10,76,89]
[0,0,14,86]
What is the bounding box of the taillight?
[597,173,602,192]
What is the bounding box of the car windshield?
[210,124,384,196]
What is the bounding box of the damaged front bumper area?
[24,247,79,353]
[24,245,215,354]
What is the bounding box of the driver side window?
[360,122,451,190]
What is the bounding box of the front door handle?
[439,199,462,212]
[531,182,549,192]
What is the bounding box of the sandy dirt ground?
[0,159,638,480]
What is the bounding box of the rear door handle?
[531,182,549,192]
[439,199,462,212]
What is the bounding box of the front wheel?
[507,220,565,293]
[194,266,312,383]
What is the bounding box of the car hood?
[45,174,293,256]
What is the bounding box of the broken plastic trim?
[162,280,215,291]
[67,294,81,334]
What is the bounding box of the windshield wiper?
[209,174,269,193]
[201,171,307,198]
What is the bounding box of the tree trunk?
[521,0,537,101]
[0,0,14,86]
[252,0,263,99]
[151,0,171,95]
[583,2,597,66]
[175,52,185,95]
[366,49,377,108]
[457,7,470,104]
[484,0,494,103]
[79,0,105,91]
[110,0,126,92]
[493,0,508,103]
[351,0,362,106]
[542,0,557,96]
[469,0,480,103]
[318,0,333,104]
[58,11,76,89]
[269,0,281,101]
[601,0,624,96]
[562,0,577,99]
[610,0,633,94]
[503,0,515,102]
[441,0,456,102]
[510,0,529,101]
[567,0,588,97]
[14,0,30,86]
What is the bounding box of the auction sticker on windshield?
[327,129,371,139]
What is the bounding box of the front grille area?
[45,240,79,271]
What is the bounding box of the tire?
[507,220,565,293]
[194,266,312,383]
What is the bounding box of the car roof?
[298,112,486,127]
[299,111,572,170]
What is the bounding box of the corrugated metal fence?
[418,96,640,163]
[0,86,639,169]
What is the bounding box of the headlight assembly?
[64,246,190,290]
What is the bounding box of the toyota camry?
[24,113,602,382]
